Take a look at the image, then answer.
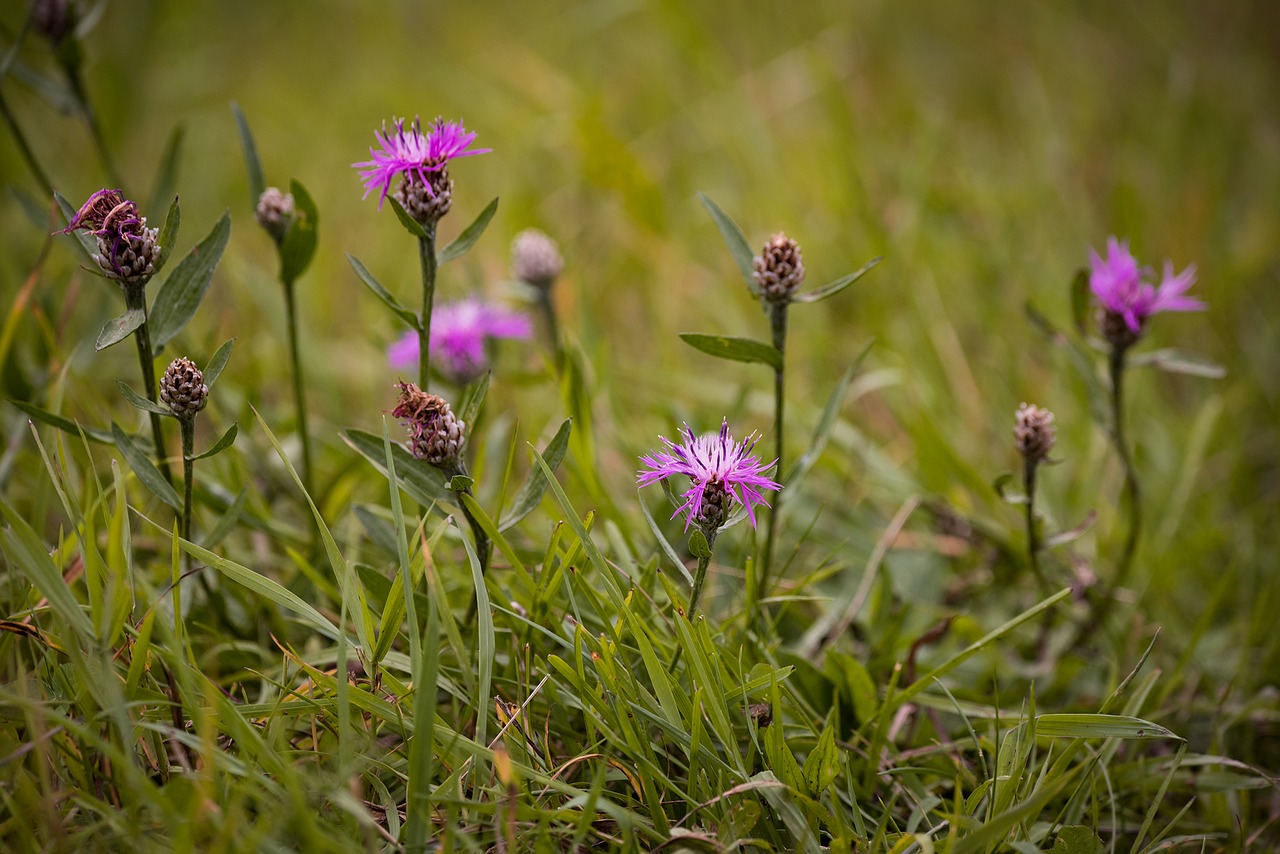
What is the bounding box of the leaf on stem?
[688,529,712,559]
[1042,510,1097,549]
[150,211,232,353]
[347,254,418,328]
[110,423,181,510]
[152,195,181,276]
[697,192,757,294]
[388,196,429,240]
[438,197,499,264]
[1128,347,1227,379]
[95,308,145,351]
[280,178,319,284]
[204,338,235,387]
[341,428,453,507]
[499,418,572,532]
[116,380,171,416]
[678,332,782,370]
[230,102,265,207]
[7,400,113,444]
[189,422,238,460]
[791,256,882,303]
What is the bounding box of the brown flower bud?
[1014,403,1056,463]
[752,232,805,303]
[255,187,295,244]
[511,228,563,288]
[161,358,209,420]
[392,382,467,465]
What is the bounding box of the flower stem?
[1099,346,1142,626]
[417,230,438,390]
[537,289,563,371]
[0,92,55,199]
[761,302,788,600]
[1023,456,1050,594]
[281,277,313,495]
[123,282,171,484]
[179,418,196,564]
[687,528,719,619]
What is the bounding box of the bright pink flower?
[1089,237,1204,333]
[388,299,532,383]
[354,116,490,208]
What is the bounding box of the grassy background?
[2,0,1278,849]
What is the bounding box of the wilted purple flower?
[638,419,781,532]
[388,299,532,384]
[353,116,490,208]
[1089,237,1204,336]
[59,189,160,283]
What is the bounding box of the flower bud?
[1014,403,1056,463]
[693,480,730,532]
[1097,308,1142,353]
[511,228,563,289]
[752,232,805,303]
[255,187,295,244]
[161,357,209,420]
[392,382,467,465]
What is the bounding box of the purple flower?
[354,116,490,208]
[387,299,532,383]
[638,419,781,531]
[1089,237,1204,333]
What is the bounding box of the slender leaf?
[116,381,171,417]
[347,254,418,327]
[1034,713,1179,740]
[438,196,499,264]
[0,498,95,640]
[1129,347,1227,379]
[150,211,232,352]
[152,195,181,275]
[147,122,185,221]
[698,192,757,294]
[95,308,145,351]
[231,101,265,207]
[637,488,694,586]
[1070,267,1091,335]
[679,333,781,370]
[791,255,882,303]
[190,422,238,460]
[458,371,491,428]
[1043,510,1097,549]
[7,400,112,444]
[785,339,874,486]
[341,428,453,507]
[280,178,318,284]
[110,423,181,510]
[499,418,572,532]
[204,338,235,387]
[389,196,429,240]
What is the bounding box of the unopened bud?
[752,232,805,303]
[161,357,209,420]
[395,168,453,227]
[255,187,295,244]
[511,228,563,288]
[1014,403,1056,463]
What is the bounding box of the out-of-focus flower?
[753,232,805,304]
[1089,237,1203,347]
[60,188,160,284]
[391,382,466,465]
[353,116,489,211]
[637,419,781,532]
[255,187,295,244]
[1014,403,1056,464]
[511,228,563,289]
[388,299,532,384]
[160,357,208,420]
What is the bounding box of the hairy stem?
[282,277,313,495]
[418,230,438,390]
[124,283,171,484]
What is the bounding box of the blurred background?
[2,1,1278,682]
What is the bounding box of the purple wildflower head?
[637,419,781,532]
[1089,237,1204,346]
[388,298,532,384]
[353,116,490,209]
[59,189,160,284]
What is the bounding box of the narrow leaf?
[389,196,429,240]
[147,122,185,222]
[190,422,238,460]
[697,192,757,294]
[792,255,882,303]
[1034,713,1179,740]
[438,197,499,264]
[347,254,418,327]
[1042,510,1097,549]
[116,381,171,417]
[1070,268,1091,335]
[280,178,318,284]
[341,429,453,507]
[785,339,874,487]
[152,195,181,275]
[111,423,181,510]
[1130,347,1227,379]
[7,400,113,444]
[150,212,232,352]
[231,102,265,207]
[204,338,235,387]
[95,309,145,351]
[679,332,781,370]
[499,418,572,532]
[458,371,490,428]
[0,498,95,640]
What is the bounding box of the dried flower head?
[353,116,490,212]
[392,382,467,465]
[752,232,805,304]
[388,299,532,384]
[1014,403,1056,463]
[61,189,160,284]
[160,357,208,420]
[255,187,295,243]
[33,0,75,43]
[1089,237,1203,350]
[637,419,781,532]
[511,228,564,289]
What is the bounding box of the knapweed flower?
[1014,403,1056,464]
[392,382,467,466]
[60,189,160,284]
[511,228,564,289]
[255,187,295,244]
[353,116,490,220]
[637,419,781,532]
[160,357,208,420]
[753,232,805,304]
[1089,237,1204,349]
[388,299,533,384]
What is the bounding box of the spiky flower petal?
[1089,237,1204,348]
[388,299,532,384]
[353,116,490,210]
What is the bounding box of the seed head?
[255,187,295,244]
[752,232,805,304]
[161,358,209,420]
[1014,403,1056,463]
[392,382,467,465]
[511,228,563,289]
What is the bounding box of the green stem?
[0,92,55,199]
[687,528,719,619]
[761,302,788,600]
[123,282,171,484]
[537,289,563,371]
[417,230,438,390]
[1023,456,1049,595]
[1108,348,1142,604]
[62,57,124,190]
[282,277,313,495]
[179,418,195,565]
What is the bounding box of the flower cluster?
[1089,237,1203,349]
[392,381,467,466]
[61,189,160,284]
[388,299,532,384]
[353,116,490,215]
[638,419,781,532]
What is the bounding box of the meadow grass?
[1,1,1277,850]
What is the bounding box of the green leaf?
[0,497,95,641]
[637,487,694,586]
[458,371,490,429]
[150,212,232,353]
[438,197,499,264]
[347,254,418,327]
[152,195,181,276]
[230,102,265,207]
[1050,826,1104,854]
[800,723,840,795]
[279,178,318,284]
[992,471,1027,504]
[688,529,712,559]
[679,332,782,370]
[791,255,882,303]
[110,423,181,510]
[697,192,757,294]
[204,338,235,387]
[1070,268,1091,335]
[1034,713,1180,740]
[1129,347,1227,379]
[94,309,145,351]
[147,122,185,221]
[388,196,429,240]
[341,428,453,507]
[448,474,474,492]
[7,400,112,444]
[116,381,171,417]
[189,422,238,460]
[499,418,572,532]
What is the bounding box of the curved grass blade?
[499,418,571,532]
[230,101,265,207]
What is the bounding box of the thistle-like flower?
[1089,237,1203,349]
[160,357,208,420]
[255,187,295,244]
[638,419,781,532]
[752,232,805,304]
[353,116,490,220]
[388,298,532,385]
[1014,403,1056,464]
[392,382,467,466]
[61,188,160,284]
[512,228,564,289]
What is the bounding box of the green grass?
[1,1,1278,850]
